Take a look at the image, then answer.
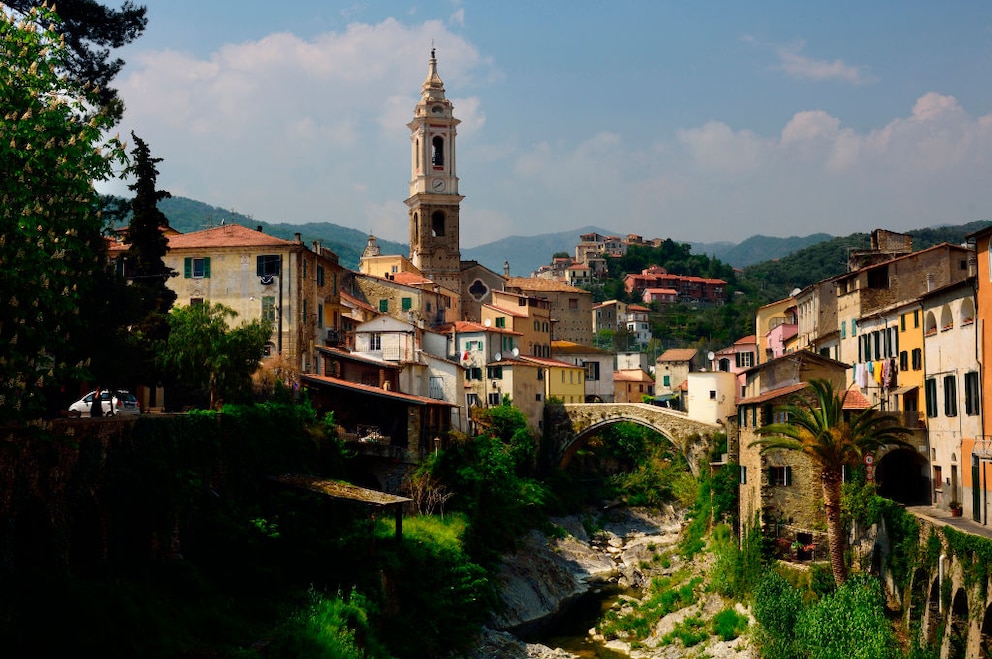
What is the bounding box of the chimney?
[256,225,263,232]
[503,260,510,277]
[294,232,302,243]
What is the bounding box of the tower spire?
[421,48,446,103]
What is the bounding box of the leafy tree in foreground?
[0,4,127,420]
[751,378,910,585]
[159,303,272,409]
[4,0,147,118]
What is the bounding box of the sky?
[100,1,992,248]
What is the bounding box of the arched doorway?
[948,587,969,659]
[876,447,929,504]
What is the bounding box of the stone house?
[503,277,594,347]
[735,351,854,537]
[655,348,699,408]
[347,270,458,330]
[613,369,655,404]
[161,224,344,377]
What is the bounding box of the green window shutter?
[402,297,412,311]
[184,257,192,278]
[379,299,388,313]
[785,466,793,486]
[203,257,210,278]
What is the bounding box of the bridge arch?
[550,403,722,477]
[563,417,682,469]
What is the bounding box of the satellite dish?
[790,288,802,297]
[512,347,520,358]
[494,352,502,362]
[707,351,715,361]
[483,319,491,327]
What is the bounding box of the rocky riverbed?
[468,505,757,659]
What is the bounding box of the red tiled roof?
[519,355,584,369]
[504,276,586,293]
[442,321,523,336]
[391,271,434,286]
[841,385,872,410]
[734,335,758,345]
[167,224,296,249]
[657,348,698,362]
[739,382,808,405]
[340,291,375,312]
[614,369,653,382]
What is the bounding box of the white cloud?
[775,40,871,84]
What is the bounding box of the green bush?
[711,606,749,641]
[752,570,804,659]
[263,588,390,659]
[795,574,898,659]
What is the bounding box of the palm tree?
[751,378,910,585]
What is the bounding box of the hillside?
[148,197,989,282]
[156,197,406,269]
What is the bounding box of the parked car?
[68,389,141,417]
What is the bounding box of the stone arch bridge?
[549,403,723,476]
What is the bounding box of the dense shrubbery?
[752,569,899,659]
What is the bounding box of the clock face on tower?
[432,178,445,192]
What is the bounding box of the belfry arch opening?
[431,135,444,167]
[431,210,445,237]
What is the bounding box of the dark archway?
[876,447,929,505]
[948,587,969,659]
[924,577,941,645]
[980,603,992,659]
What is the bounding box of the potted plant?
[950,501,963,517]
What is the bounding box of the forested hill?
[154,197,407,268]
[740,221,992,304]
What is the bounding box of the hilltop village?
[108,52,992,533]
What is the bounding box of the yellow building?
[482,290,552,358]
[162,224,343,375]
[521,355,586,404]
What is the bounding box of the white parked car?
[68,390,141,417]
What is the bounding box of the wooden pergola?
[272,474,412,541]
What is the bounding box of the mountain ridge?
[154,196,987,275]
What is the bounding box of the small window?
[495,317,506,328]
[262,296,276,322]
[944,375,957,417]
[184,257,211,279]
[369,333,381,351]
[487,366,503,379]
[912,348,922,370]
[401,297,412,311]
[739,466,747,484]
[535,393,542,402]
[769,466,792,486]
[709,390,717,400]
[925,378,938,418]
[965,371,981,416]
[487,392,500,406]
[317,265,325,286]
[257,255,281,276]
[379,299,389,313]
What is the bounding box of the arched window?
[431,210,445,237]
[961,298,976,326]
[940,305,953,331]
[432,136,444,167]
[924,311,938,337]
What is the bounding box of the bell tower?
[406,49,463,299]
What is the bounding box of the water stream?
[516,586,630,659]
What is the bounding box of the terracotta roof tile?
[167,224,296,249]
[504,276,587,293]
[657,348,698,362]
